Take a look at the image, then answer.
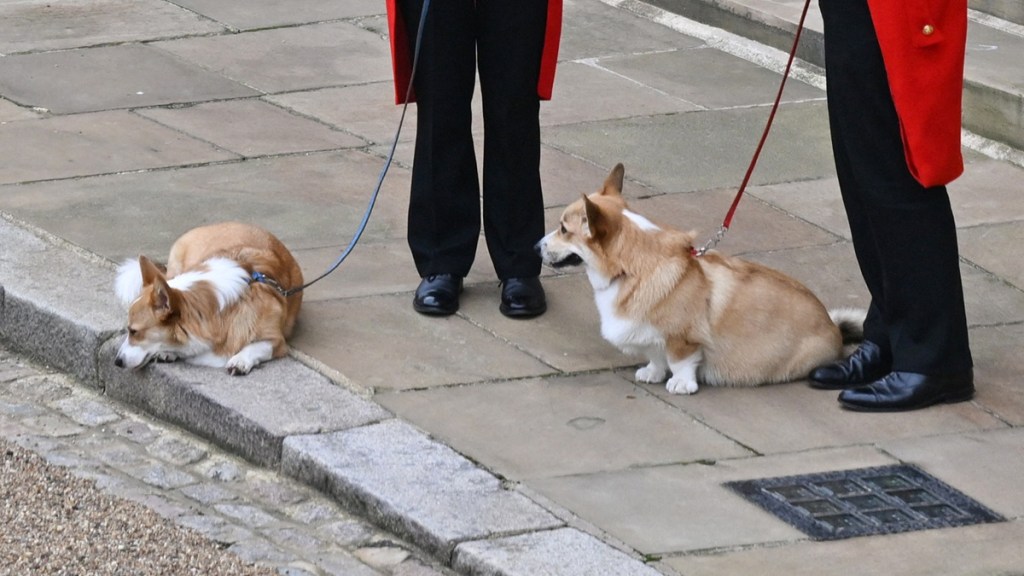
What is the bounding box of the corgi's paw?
[226,357,256,376]
[226,341,274,376]
[635,363,668,384]
[665,376,699,395]
[154,352,180,363]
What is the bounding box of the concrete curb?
[0,215,662,574]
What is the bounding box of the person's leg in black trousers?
[402,0,480,279]
[477,0,548,282]
[817,0,973,410]
[402,0,550,317]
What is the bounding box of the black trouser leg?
[476,0,548,279]
[821,0,972,374]
[402,0,480,278]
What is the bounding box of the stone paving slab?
[539,146,625,207]
[0,45,257,114]
[135,98,366,158]
[640,378,1008,455]
[0,0,225,55]
[627,188,840,254]
[377,372,750,480]
[881,427,1024,518]
[540,62,699,127]
[290,295,557,391]
[293,236,509,303]
[755,157,1024,234]
[970,324,1024,425]
[559,0,705,62]
[666,520,1024,576]
[529,446,897,554]
[170,0,383,31]
[0,110,238,185]
[543,101,835,194]
[453,528,664,576]
[458,274,636,374]
[0,98,38,122]
[267,83,418,145]
[153,21,392,94]
[0,151,411,258]
[598,45,824,109]
[282,420,564,559]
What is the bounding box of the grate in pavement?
[725,464,1003,540]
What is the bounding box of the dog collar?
[250,271,288,295]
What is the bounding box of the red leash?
[694,0,813,256]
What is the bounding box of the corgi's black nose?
[114,356,124,368]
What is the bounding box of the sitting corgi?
[538,164,863,394]
[114,222,303,375]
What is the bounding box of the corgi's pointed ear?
[149,274,174,315]
[600,163,625,197]
[139,256,174,314]
[584,195,618,240]
[139,255,164,286]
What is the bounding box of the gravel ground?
[0,437,276,576]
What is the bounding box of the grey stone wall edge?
[280,424,569,569]
[98,339,286,468]
[641,0,826,65]
[964,80,1024,152]
[281,430,465,561]
[0,294,109,387]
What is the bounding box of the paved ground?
[1,0,1023,574]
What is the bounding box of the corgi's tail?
[114,258,143,307]
[829,307,866,344]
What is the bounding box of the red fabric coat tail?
[385,0,563,104]
[867,0,967,187]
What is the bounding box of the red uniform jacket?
[386,0,562,104]
[867,0,967,187]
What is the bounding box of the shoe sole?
[838,390,975,413]
[413,303,458,316]
[499,304,546,319]
[808,379,870,391]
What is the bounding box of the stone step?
[972,0,1024,26]
[642,0,1024,152]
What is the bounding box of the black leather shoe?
[413,274,463,316]
[808,341,892,390]
[838,370,975,412]
[499,276,546,318]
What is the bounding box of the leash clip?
[694,225,728,257]
[251,270,289,296]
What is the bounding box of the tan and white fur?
[538,164,863,394]
[114,222,303,375]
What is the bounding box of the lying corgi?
[538,164,863,394]
[113,222,303,375]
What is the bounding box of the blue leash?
[265,0,431,297]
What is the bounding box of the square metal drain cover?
[725,464,1003,540]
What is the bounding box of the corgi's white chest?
[588,272,664,353]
